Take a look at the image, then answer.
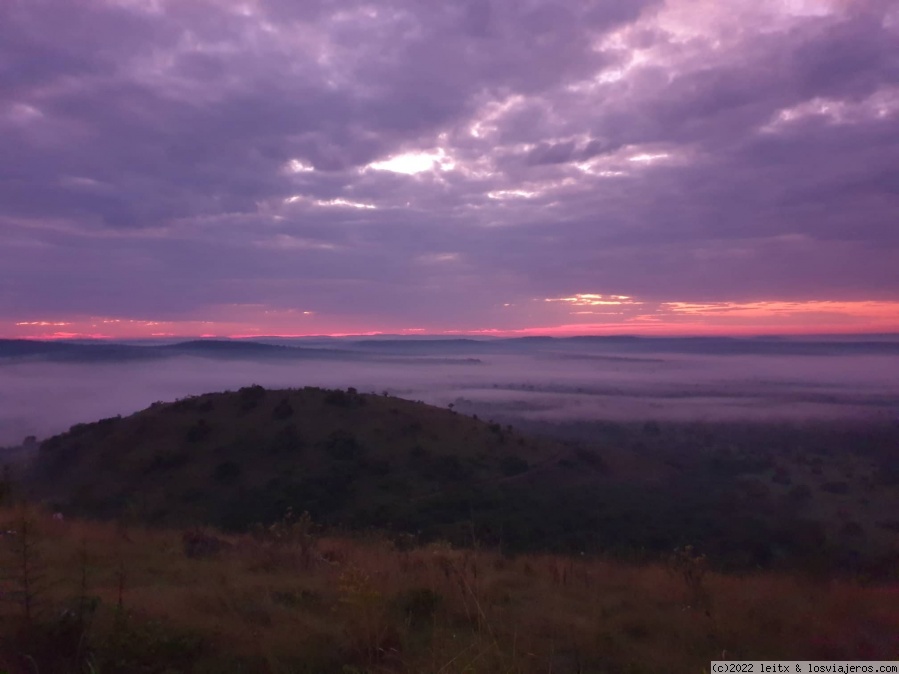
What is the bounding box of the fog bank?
[2,338,898,445]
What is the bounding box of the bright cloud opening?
[487,189,538,200]
[285,159,315,173]
[284,195,377,210]
[628,153,670,163]
[367,148,455,175]
[316,198,376,209]
[544,293,638,307]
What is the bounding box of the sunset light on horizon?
[7,297,899,341]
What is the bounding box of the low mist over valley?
[2,335,898,446]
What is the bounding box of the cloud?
[1,0,898,335]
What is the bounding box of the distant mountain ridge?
[0,338,478,364]
[2,335,899,363]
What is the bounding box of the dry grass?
[0,505,897,673]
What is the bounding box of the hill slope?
[23,387,899,573]
[26,386,586,542]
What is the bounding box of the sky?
[2,0,898,339]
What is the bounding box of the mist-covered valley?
[2,335,898,446]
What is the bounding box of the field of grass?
[0,504,897,674]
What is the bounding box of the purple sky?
[2,0,898,338]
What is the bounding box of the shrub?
[337,566,398,666]
[324,389,351,407]
[268,424,304,454]
[213,461,242,483]
[238,384,266,411]
[643,421,661,436]
[840,521,864,538]
[402,421,423,436]
[182,529,233,558]
[323,430,362,460]
[2,509,46,623]
[667,545,710,613]
[409,445,428,460]
[171,398,198,412]
[787,484,812,502]
[772,467,792,485]
[250,509,318,569]
[144,449,190,473]
[821,481,850,494]
[180,488,207,504]
[500,456,529,477]
[392,588,443,626]
[185,420,211,443]
[420,454,471,482]
[575,447,606,471]
[96,617,206,672]
[272,397,294,420]
[363,458,391,476]
[271,588,323,609]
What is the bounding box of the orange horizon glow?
[4,297,899,341]
[6,325,899,340]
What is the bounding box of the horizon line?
[4,331,899,343]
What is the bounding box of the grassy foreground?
[0,506,897,673]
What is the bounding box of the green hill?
[22,386,899,575]
[26,386,587,544]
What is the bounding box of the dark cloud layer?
[2,0,898,336]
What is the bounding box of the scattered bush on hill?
[272,397,294,420]
[787,484,812,503]
[574,447,606,471]
[500,456,529,477]
[238,384,267,412]
[213,461,242,483]
[144,449,190,474]
[324,387,367,408]
[362,458,391,476]
[840,521,864,538]
[420,455,472,483]
[185,419,211,443]
[323,430,363,460]
[267,424,304,455]
[821,481,850,494]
